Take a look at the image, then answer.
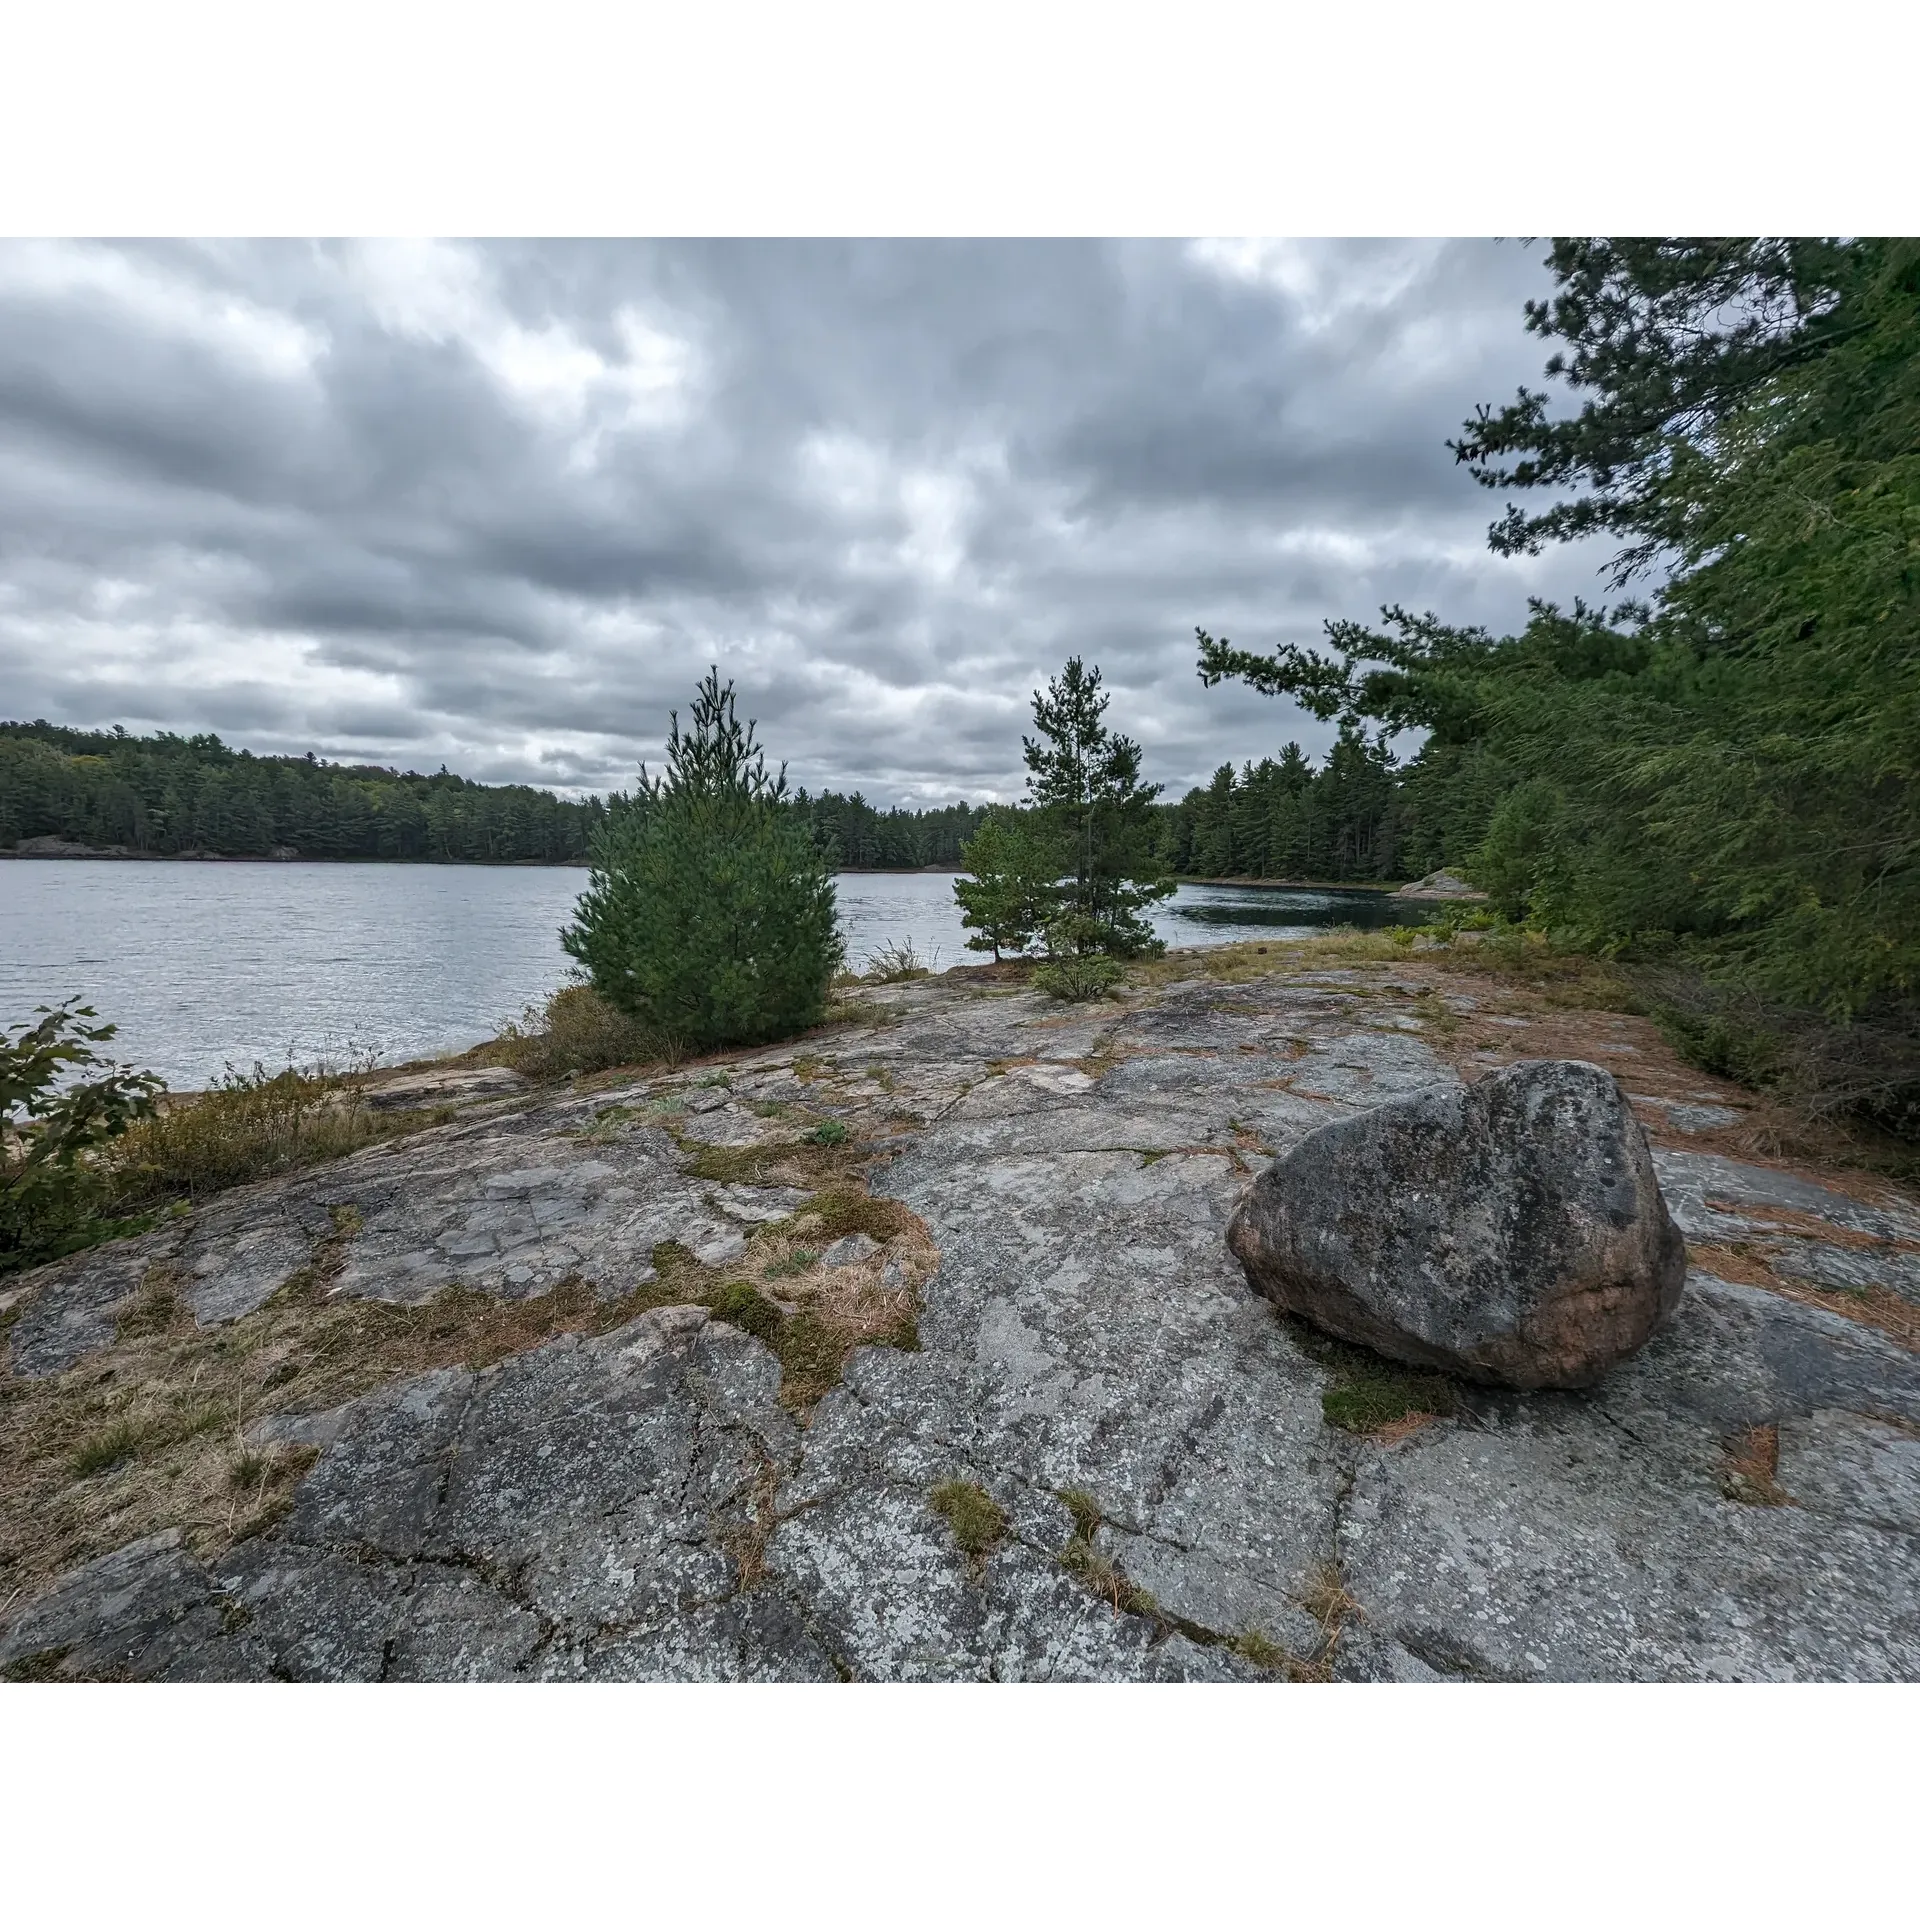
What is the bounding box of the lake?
[1,862,1427,1089]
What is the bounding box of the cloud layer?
[0,238,1608,804]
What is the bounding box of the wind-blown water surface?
[3,863,1425,1089]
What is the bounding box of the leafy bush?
[1034,955,1124,1002]
[563,668,844,1051]
[2,1000,162,1275]
[488,982,662,1081]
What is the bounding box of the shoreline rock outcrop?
[1395,869,1486,901]
[1227,1059,1687,1389]
[5,964,1915,1682]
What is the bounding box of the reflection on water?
[1162,884,1427,933]
[3,861,1429,1089]
[832,873,1432,973]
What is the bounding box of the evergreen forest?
[0,715,1480,885]
[1200,236,1919,1020]
[0,719,993,871]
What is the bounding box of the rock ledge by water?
[4,955,1917,1682]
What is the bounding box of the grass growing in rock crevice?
[1231,1562,1363,1682]
[929,1479,1007,1571]
[1054,1486,1155,1616]
[0,1247,697,1612]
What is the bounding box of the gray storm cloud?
[0,237,1607,805]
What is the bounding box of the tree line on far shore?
[1,714,1471,886]
[0,718,1003,872]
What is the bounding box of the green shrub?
[2,1000,162,1276]
[1022,658,1175,959]
[490,982,661,1080]
[1645,971,1920,1143]
[953,808,1058,961]
[1034,955,1123,1002]
[563,668,844,1052]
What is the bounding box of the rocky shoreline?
[3,945,1916,1681]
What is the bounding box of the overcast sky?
[0,238,1613,806]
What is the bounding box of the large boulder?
[1227,1059,1686,1389]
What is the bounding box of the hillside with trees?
[0,719,992,870]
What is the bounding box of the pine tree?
[1197,238,1920,1015]
[1023,657,1175,958]
[563,669,842,1049]
[953,808,1057,961]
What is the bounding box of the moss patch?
[1286,1322,1462,1434]
[650,1239,702,1281]
[709,1280,784,1343]
[675,1134,857,1186]
[792,1187,914,1243]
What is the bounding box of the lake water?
[1,862,1426,1090]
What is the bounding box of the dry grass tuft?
[861,942,932,985]
[1059,1486,1103,1540]
[478,982,676,1083]
[1720,1424,1795,1506]
[0,1243,689,1612]
[1289,1561,1363,1680]
[101,1064,445,1213]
